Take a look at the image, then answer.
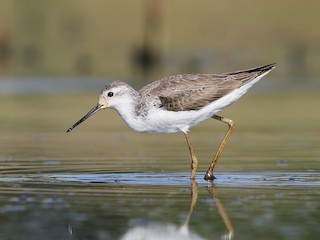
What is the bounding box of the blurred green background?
[0,0,318,174]
[0,0,319,87]
[0,2,319,239]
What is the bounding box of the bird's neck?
[112,89,142,131]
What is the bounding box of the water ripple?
[0,172,320,187]
[0,172,316,187]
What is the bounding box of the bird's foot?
[204,172,216,181]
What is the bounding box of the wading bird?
[67,64,275,181]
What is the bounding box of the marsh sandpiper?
[67,64,275,181]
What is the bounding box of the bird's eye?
[108,92,114,97]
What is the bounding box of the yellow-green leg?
[184,133,198,179]
[204,115,235,181]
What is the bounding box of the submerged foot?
[204,172,216,181]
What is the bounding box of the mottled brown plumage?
[139,64,274,112]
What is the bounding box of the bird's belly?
[129,118,182,133]
[130,109,208,134]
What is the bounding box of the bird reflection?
[207,183,234,240]
[121,181,234,240]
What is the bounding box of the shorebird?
[67,64,275,181]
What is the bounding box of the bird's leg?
[184,133,198,179]
[204,115,235,181]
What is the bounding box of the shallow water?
[0,92,319,239]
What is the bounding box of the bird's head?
[66,81,134,132]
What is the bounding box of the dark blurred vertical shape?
[75,53,93,75]
[131,0,163,85]
[0,27,12,75]
[286,43,307,80]
[14,1,47,75]
[58,14,91,75]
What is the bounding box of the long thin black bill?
[66,104,102,133]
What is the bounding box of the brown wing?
[157,75,230,111]
[139,64,275,112]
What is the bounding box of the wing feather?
[139,64,274,112]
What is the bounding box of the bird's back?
[139,64,275,112]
